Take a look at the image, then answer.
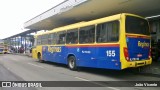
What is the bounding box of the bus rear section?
[3,44,9,54]
[121,15,152,69]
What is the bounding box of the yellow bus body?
[32,13,152,70]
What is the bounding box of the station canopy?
[24,0,160,30]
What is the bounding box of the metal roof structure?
[3,0,160,40]
[24,0,160,30]
[3,29,38,40]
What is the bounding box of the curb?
[11,53,32,57]
[134,72,160,78]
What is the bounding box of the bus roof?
[35,13,145,37]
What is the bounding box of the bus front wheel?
[68,56,77,70]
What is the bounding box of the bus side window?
[48,34,52,45]
[37,36,41,45]
[112,21,119,41]
[96,21,119,43]
[45,34,48,44]
[79,25,95,44]
[41,35,45,45]
[52,33,56,45]
[41,34,48,45]
[57,31,66,44]
[66,29,78,44]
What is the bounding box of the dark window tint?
[52,33,57,45]
[96,21,119,43]
[126,16,150,35]
[56,31,66,44]
[48,34,52,45]
[48,33,57,45]
[37,36,41,45]
[79,25,95,44]
[66,29,78,44]
[41,34,48,45]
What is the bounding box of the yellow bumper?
[122,59,152,69]
[127,60,151,67]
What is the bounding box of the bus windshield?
[125,16,150,35]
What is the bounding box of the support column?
[16,37,18,53]
[18,36,20,53]
[21,36,23,47]
[14,37,16,53]
[10,38,13,53]
[20,36,23,53]
[9,38,11,47]
[24,36,27,53]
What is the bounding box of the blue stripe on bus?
[42,46,121,70]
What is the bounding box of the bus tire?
[38,53,44,63]
[68,56,77,70]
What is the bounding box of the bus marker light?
[137,54,142,57]
[112,59,117,62]
[115,63,118,66]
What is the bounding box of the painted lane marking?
[75,77,120,90]
[107,87,121,90]
[28,63,44,68]
[10,58,19,61]
[75,77,90,81]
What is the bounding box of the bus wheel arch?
[37,52,43,63]
[67,54,77,70]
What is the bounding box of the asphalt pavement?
[0,54,160,90]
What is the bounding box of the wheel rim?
[69,58,75,69]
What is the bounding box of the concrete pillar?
[9,38,11,47]
[24,36,27,53]
[16,37,18,53]
[12,38,13,48]
[18,36,20,53]
[14,37,16,53]
[21,36,23,47]
[10,38,12,52]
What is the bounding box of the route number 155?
[106,50,116,57]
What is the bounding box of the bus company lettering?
[48,46,61,53]
[138,41,149,48]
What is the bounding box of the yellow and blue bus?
[32,13,152,70]
[0,43,9,54]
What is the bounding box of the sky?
[0,0,64,39]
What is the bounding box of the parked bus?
[32,13,151,70]
[0,43,9,54]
